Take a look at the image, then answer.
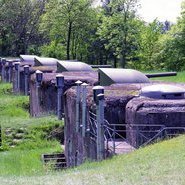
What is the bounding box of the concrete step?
[106,140,135,155]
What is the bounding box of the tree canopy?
[0,0,185,71]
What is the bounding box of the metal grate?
[42,153,67,170]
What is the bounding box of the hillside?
[1,135,185,185]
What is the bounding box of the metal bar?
[75,80,82,132]
[145,72,177,78]
[25,74,28,95]
[81,83,88,137]
[14,62,20,93]
[57,87,63,120]
[97,94,105,161]
[1,59,6,82]
[91,65,112,68]
[113,124,116,154]
[8,64,12,83]
[35,70,43,116]
[56,75,64,120]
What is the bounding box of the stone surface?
[30,72,98,117]
[126,96,185,148]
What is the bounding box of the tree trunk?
[67,22,72,60]
[120,51,126,68]
[114,56,117,68]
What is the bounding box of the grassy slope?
[0,136,185,185]
[0,83,62,176]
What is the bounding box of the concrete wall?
[126,97,185,148]
[30,72,98,117]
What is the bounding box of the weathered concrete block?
[30,72,98,117]
[126,96,185,148]
[12,66,56,94]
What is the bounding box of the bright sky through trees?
[138,0,183,22]
[93,0,183,22]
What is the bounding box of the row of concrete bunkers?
[1,55,185,168]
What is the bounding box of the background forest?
[0,0,185,71]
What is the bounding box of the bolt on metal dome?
[140,84,185,99]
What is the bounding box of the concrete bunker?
[29,71,98,117]
[12,65,56,94]
[126,84,185,148]
[64,84,142,166]
[64,82,185,166]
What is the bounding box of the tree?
[40,0,97,60]
[134,19,163,70]
[150,0,185,71]
[0,0,46,56]
[97,0,140,68]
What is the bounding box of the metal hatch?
[99,68,150,86]
[34,57,58,66]
[20,55,37,64]
[140,84,185,99]
[57,61,93,72]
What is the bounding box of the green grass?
[0,135,185,184]
[0,83,63,176]
[0,146,61,176]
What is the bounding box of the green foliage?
[147,1,185,71]
[40,41,66,59]
[40,0,97,61]
[0,0,46,56]
[0,83,12,95]
[129,20,163,70]
[97,0,140,68]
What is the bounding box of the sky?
[137,0,183,22]
[93,0,183,23]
